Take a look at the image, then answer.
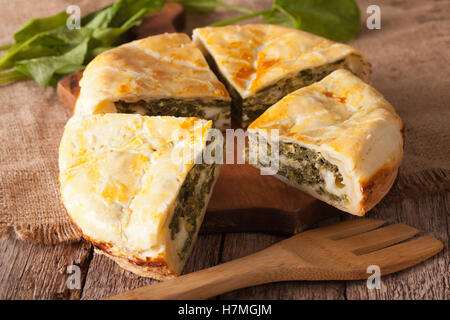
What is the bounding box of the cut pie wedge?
[193,24,371,127]
[74,33,231,130]
[59,114,221,279]
[247,69,404,216]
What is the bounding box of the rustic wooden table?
[1,193,448,300]
[0,0,449,300]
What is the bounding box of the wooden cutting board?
[56,2,340,235]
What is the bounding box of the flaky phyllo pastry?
[57,24,404,280]
[193,24,371,127]
[247,70,404,216]
[59,114,221,279]
[74,33,231,130]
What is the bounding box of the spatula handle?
[107,245,300,300]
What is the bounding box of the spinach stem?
[273,4,300,29]
[210,9,273,26]
[216,3,254,14]
[0,70,28,84]
[0,44,12,50]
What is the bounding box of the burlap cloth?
[1,0,449,244]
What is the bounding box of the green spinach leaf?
[0,0,163,87]
[175,0,252,13]
[211,0,361,43]
[1,0,361,88]
[267,0,361,43]
[14,38,89,87]
[13,11,69,43]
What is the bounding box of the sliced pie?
[193,24,371,127]
[247,69,403,216]
[74,33,231,130]
[59,114,221,279]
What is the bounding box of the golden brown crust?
[248,69,404,215]
[67,207,176,280]
[360,166,399,215]
[94,248,176,280]
[63,205,175,279]
[193,24,370,99]
[74,33,230,116]
[360,123,404,214]
[59,114,215,279]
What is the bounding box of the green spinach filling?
[239,59,347,126]
[206,52,347,127]
[250,137,346,203]
[278,142,346,202]
[168,162,218,261]
[115,98,230,124]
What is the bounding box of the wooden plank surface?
[81,234,223,300]
[0,192,448,299]
[0,0,449,300]
[0,234,92,300]
[345,193,450,300]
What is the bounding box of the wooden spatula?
[107,218,443,300]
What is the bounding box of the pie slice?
[59,114,221,279]
[247,69,404,216]
[74,33,231,130]
[193,24,371,127]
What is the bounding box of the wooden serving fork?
[108,219,443,300]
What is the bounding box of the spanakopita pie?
[59,114,221,279]
[74,33,231,130]
[193,24,371,127]
[247,69,404,216]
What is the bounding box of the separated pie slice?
[247,69,403,216]
[59,114,221,279]
[193,24,371,127]
[74,33,231,130]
